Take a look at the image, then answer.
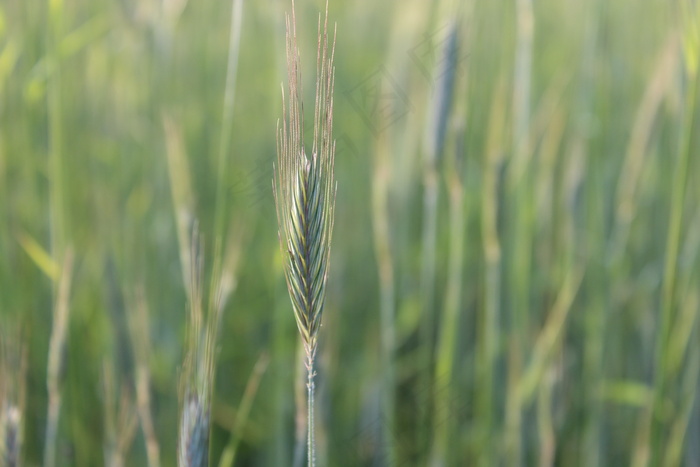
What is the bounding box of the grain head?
[274,0,337,363]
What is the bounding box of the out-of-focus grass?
[0,0,698,466]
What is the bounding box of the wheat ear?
[273,1,336,466]
[1,325,27,467]
[177,228,229,467]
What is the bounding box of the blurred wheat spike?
[177,228,226,467]
[0,404,21,467]
[274,0,336,364]
[0,328,26,467]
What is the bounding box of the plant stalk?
[307,355,316,467]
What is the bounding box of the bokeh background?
[1,0,699,465]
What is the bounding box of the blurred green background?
[1,0,699,465]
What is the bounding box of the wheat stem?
[477,79,507,466]
[372,102,397,466]
[213,0,244,262]
[44,248,74,467]
[506,0,534,464]
[126,286,161,467]
[307,356,316,467]
[648,41,699,467]
[218,352,269,467]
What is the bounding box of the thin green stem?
[218,353,269,467]
[430,171,464,467]
[650,63,698,467]
[44,250,74,467]
[307,356,316,467]
[506,1,533,464]
[293,343,307,467]
[213,0,243,249]
[45,0,68,450]
[47,0,65,260]
[372,128,396,466]
[478,81,506,466]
